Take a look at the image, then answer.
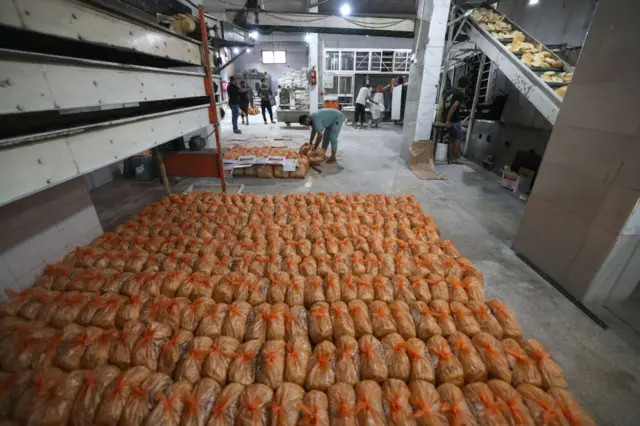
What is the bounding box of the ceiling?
[204,0,417,15]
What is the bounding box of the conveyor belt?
[464,6,574,125]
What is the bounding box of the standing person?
[239,81,253,125]
[298,108,345,164]
[227,76,248,134]
[437,76,469,163]
[353,83,378,128]
[258,78,276,124]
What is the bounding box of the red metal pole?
[198,6,226,193]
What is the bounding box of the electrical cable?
[341,16,412,29]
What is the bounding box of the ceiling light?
[249,31,259,40]
[247,48,252,52]
[305,33,313,42]
[340,4,351,16]
[233,47,239,54]
[528,0,539,5]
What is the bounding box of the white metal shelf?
[0,105,210,207]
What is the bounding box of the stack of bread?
[0,192,595,425]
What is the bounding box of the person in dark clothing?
[227,76,249,134]
[437,76,469,163]
[258,78,276,124]
[239,81,253,125]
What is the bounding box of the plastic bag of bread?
[355,380,386,426]
[94,366,151,425]
[379,253,395,277]
[502,338,542,388]
[181,297,214,332]
[144,380,192,425]
[372,276,394,302]
[430,299,457,337]
[522,339,567,390]
[427,274,449,301]
[488,299,523,341]
[27,369,87,426]
[348,299,373,338]
[487,379,535,426]
[91,294,125,329]
[235,383,274,426]
[154,297,191,332]
[382,379,415,426]
[409,379,448,426]
[381,333,410,381]
[159,329,193,377]
[335,335,360,385]
[54,326,103,372]
[305,340,337,391]
[270,382,305,426]
[50,292,91,328]
[109,321,145,370]
[463,382,508,426]
[71,365,121,425]
[548,388,596,426]
[256,165,275,179]
[305,276,325,307]
[255,340,285,389]
[365,252,380,275]
[309,148,326,165]
[517,384,569,426]
[355,274,375,303]
[245,303,271,342]
[180,377,221,426]
[114,292,151,328]
[438,383,478,426]
[222,301,251,341]
[409,276,432,304]
[286,275,305,306]
[203,336,240,385]
[340,273,358,302]
[299,390,330,426]
[463,276,485,303]
[268,271,290,304]
[409,301,442,341]
[325,273,341,302]
[309,302,333,344]
[214,274,235,303]
[331,301,356,339]
[161,272,188,298]
[392,275,416,303]
[358,334,388,382]
[228,339,261,385]
[450,302,481,337]
[266,303,287,340]
[175,336,213,384]
[284,305,308,340]
[404,338,434,383]
[195,303,228,339]
[131,321,172,371]
[427,335,464,387]
[388,300,416,339]
[328,383,357,426]
[472,332,511,383]
[468,302,504,340]
[207,382,245,426]
[449,332,488,383]
[316,255,333,279]
[369,300,396,339]
[11,368,60,423]
[284,337,311,386]
[248,277,270,306]
[120,372,172,426]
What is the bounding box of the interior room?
[0,0,639,424]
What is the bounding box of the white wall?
[320,34,413,50]
[498,0,597,47]
[0,178,103,296]
[235,42,309,88]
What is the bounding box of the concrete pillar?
[308,6,319,113]
[400,0,451,160]
[513,0,640,304]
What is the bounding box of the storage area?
[0,0,639,424]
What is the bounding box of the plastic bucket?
[435,143,448,163]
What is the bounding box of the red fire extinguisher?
[309,67,317,86]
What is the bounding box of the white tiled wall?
[0,177,103,297]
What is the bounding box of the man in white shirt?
[354,84,377,128]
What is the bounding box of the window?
[325,51,340,71]
[393,51,410,72]
[340,51,355,71]
[262,50,286,64]
[356,52,370,71]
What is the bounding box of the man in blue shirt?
[298,108,345,164]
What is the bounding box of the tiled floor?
[90,120,640,425]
